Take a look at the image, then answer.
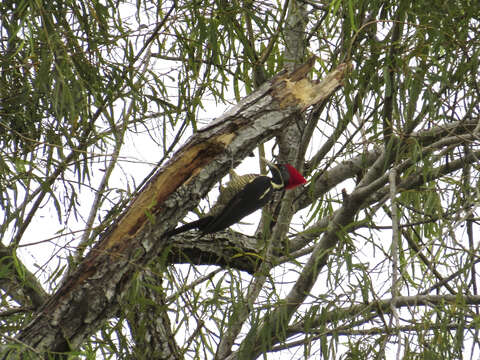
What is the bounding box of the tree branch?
[2,60,349,358]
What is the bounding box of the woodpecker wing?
[207,173,259,218]
[201,176,273,234]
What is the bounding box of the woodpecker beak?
[261,157,285,189]
[262,157,275,169]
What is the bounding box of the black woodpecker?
[166,160,307,236]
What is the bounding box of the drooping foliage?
[1,0,480,359]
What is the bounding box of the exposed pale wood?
[3,59,349,358]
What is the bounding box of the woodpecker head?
[264,159,307,190]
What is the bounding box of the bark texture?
[2,59,349,358]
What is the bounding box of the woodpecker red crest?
[269,163,307,190]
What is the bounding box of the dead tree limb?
[2,58,350,358]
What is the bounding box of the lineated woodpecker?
[167,160,307,236]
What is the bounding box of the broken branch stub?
[100,58,350,254]
[6,59,350,357]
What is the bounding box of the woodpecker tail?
[166,216,213,236]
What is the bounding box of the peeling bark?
[1,59,349,358]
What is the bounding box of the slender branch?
[381,207,457,295]
[274,321,477,353]
[389,168,402,360]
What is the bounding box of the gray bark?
[0,59,349,358]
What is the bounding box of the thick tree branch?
[1,60,349,358]
[289,294,480,334]
[166,231,259,273]
[124,267,182,360]
[290,139,480,257]
[167,120,480,273]
[296,117,479,214]
[283,294,480,346]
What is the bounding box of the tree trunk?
[1,59,349,358]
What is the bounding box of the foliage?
[1,0,480,359]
